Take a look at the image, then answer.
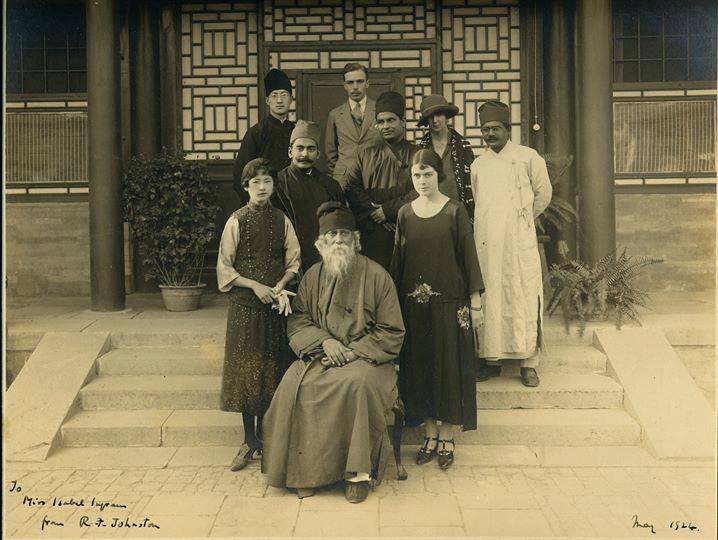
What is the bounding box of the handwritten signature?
[632,514,700,534]
[9,480,160,532]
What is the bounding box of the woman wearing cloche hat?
[417,95,475,218]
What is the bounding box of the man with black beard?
[262,202,405,504]
[274,121,345,272]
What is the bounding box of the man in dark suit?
[324,63,382,189]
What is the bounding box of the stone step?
[62,410,173,447]
[89,315,616,348]
[79,376,220,410]
[61,410,241,447]
[476,373,622,409]
[96,344,607,376]
[60,408,640,448]
[79,372,621,411]
[97,346,224,375]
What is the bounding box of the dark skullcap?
[317,201,357,235]
[264,68,292,95]
[479,100,510,126]
[375,91,405,119]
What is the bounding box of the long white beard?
[319,244,355,278]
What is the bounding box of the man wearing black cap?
[274,120,346,272]
[262,201,405,504]
[471,100,552,388]
[345,90,419,269]
[233,68,295,205]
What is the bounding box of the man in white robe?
[470,100,552,387]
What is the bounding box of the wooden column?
[87,0,126,311]
[159,2,182,150]
[576,0,616,263]
[543,0,577,259]
[131,0,160,156]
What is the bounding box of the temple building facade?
[5,0,716,307]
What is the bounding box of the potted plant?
[123,149,220,311]
[546,248,662,336]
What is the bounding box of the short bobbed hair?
[343,62,368,80]
[240,158,274,189]
[411,149,445,184]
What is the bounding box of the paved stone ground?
[4,450,715,539]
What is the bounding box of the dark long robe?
[345,138,419,269]
[273,165,346,272]
[233,115,295,205]
[262,254,405,489]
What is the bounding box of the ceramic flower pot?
[159,284,207,312]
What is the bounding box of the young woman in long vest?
[217,157,301,471]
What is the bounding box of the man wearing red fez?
[345,90,419,269]
[262,201,405,504]
[471,100,552,387]
[233,68,295,206]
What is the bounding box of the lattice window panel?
[270,47,433,142]
[181,2,260,160]
[269,48,433,71]
[264,0,436,42]
[441,0,522,150]
[614,100,716,175]
[405,77,433,142]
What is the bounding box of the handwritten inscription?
[631,515,701,535]
[669,520,700,532]
[79,516,160,529]
[632,514,656,534]
[20,494,128,511]
[8,480,160,533]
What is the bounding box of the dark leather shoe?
[229,443,257,472]
[477,364,501,382]
[345,481,370,503]
[520,367,540,387]
[416,437,438,465]
[437,439,455,470]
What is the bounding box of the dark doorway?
[296,69,403,173]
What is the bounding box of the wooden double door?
[294,69,403,172]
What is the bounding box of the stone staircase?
[60,322,642,449]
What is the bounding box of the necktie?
[351,102,363,132]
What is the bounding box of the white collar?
[349,96,368,113]
[489,139,515,158]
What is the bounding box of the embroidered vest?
[230,203,286,308]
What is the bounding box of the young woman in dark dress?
[217,158,301,471]
[390,149,484,469]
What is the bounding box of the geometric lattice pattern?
[441,0,522,149]
[405,76,434,142]
[264,0,436,42]
[268,48,433,71]
[181,2,259,159]
[181,0,520,157]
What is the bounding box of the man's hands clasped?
[321,338,357,368]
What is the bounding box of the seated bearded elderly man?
[262,201,405,503]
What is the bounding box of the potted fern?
[547,249,661,336]
[123,149,220,311]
